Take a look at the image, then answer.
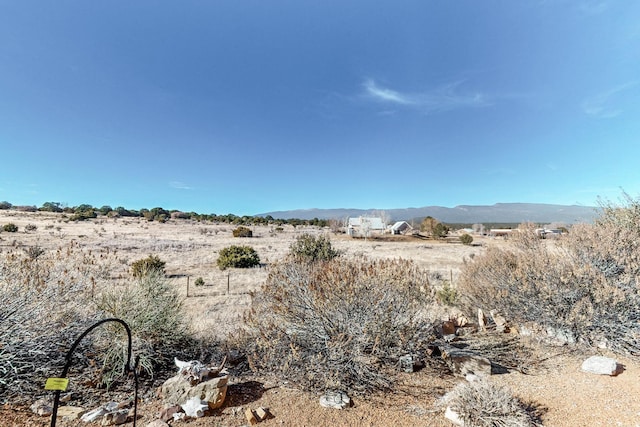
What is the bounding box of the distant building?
[489,228,513,237]
[347,216,386,237]
[390,221,412,235]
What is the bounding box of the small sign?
[45,377,69,391]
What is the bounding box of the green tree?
[39,202,63,212]
[420,216,449,239]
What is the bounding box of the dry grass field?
[1,211,640,426]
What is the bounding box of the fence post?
[227,273,230,295]
[186,276,190,298]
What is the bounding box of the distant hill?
[257,203,598,224]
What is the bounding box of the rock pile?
[157,357,228,422]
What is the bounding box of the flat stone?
[56,405,86,420]
[159,405,181,422]
[581,356,620,376]
[159,374,228,410]
[30,399,52,417]
[145,421,170,427]
[442,346,491,377]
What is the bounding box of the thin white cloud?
[362,79,490,114]
[364,79,414,105]
[170,181,192,190]
[582,81,637,118]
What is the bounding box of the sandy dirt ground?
[1,211,639,426]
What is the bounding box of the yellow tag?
[45,378,69,391]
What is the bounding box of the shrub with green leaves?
[288,233,341,263]
[242,257,435,395]
[459,233,473,245]
[436,281,458,306]
[232,226,253,237]
[194,277,205,286]
[96,270,192,387]
[217,245,260,270]
[2,223,18,232]
[131,255,166,278]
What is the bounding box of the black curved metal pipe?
[50,318,138,427]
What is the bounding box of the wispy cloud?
[364,79,414,105]
[582,81,637,118]
[579,1,609,15]
[362,79,490,114]
[170,181,192,190]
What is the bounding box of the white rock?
[444,406,464,426]
[181,397,209,418]
[581,356,619,376]
[81,407,108,422]
[319,391,351,409]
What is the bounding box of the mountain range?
[258,203,598,224]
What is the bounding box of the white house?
[347,217,386,237]
[390,221,412,235]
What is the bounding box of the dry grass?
[3,211,640,426]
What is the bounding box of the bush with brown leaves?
[242,257,436,395]
[459,195,640,357]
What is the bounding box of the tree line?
[0,200,329,227]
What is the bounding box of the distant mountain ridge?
[257,203,598,224]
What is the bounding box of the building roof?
[348,217,386,230]
[390,221,412,231]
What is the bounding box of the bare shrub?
[0,244,120,402]
[458,195,640,357]
[242,257,435,395]
[441,378,540,426]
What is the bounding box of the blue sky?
[1,1,639,216]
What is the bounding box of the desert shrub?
[242,257,435,395]
[232,226,253,237]
[70,211,97,221]
[194,277,205,286]
[131,254,166,278]
[2,223,18,232]
[288,233,341,263]
[95,270,192,387]
[441,378,539,426]
[0,244,121,402]
[24,223,37,233]
[436,281,458,306]
[217,245,260,270]
[458,195,640,357]
[459,233,473,245]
